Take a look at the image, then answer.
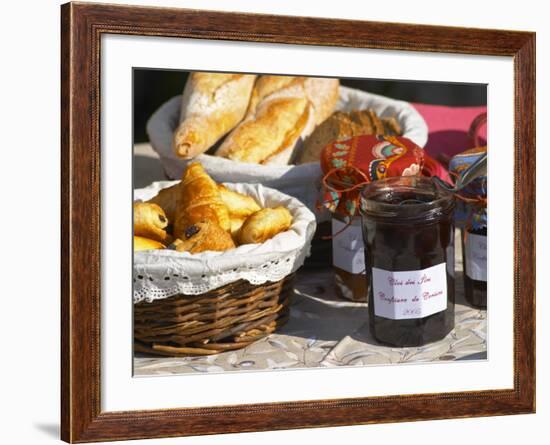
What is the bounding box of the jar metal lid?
[360,176,455,223]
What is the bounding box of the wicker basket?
[134,274,295,356]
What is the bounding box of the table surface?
[134,261,486,376]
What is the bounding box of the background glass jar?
[360,177,455,347]
[332,212,368,302]
[462,226,487,308]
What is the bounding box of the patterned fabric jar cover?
[319,135,425,217]
[448,146,487,230]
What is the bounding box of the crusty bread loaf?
[173,73,256,159]
[296,111,361,164]
[381,116,402,136]
[215,76,339,165]
[303,77,341,125]
[296,109,402,164]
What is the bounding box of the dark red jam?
[360,177,455,347]
[462,227,487,308]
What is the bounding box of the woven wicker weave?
[134,274,295,356]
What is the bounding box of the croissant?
[134,236,165,251]
[218,184,261,218]
[133,202,171,244]
[238,207,293,245]
[146,183,180,222]
[229,216,246,240]
[174,163,230,238]
[215,76,339,165]
[173,73,256,158]
[171,221,235,254]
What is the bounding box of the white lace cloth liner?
[133,182,317,303]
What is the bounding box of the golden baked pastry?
[296,109,402,164]
[146,183,180,223]
[218,184,261,218]
[171,221,236,254]
[133,202,171,244]
[215,76,339,165]
[173,73,256,158]
[216,96,310,164]
[238,207,293,245]
[134,236,165,251]
[174,162,231,238]
[229,216,246,240]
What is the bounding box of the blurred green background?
[133,69,487,143]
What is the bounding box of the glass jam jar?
[461,226,487,308]
[447,145,487,309]
[360,177,455,347]
[332,212,368,302]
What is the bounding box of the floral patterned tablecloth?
[134,234,486,376]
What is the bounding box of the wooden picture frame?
[61,2,535,442]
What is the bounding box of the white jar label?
[332,218,365,274]
[465,233,487,282]
[372,263,448,320]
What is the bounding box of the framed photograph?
[61,2,535,442]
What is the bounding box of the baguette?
[173,73,256,159]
